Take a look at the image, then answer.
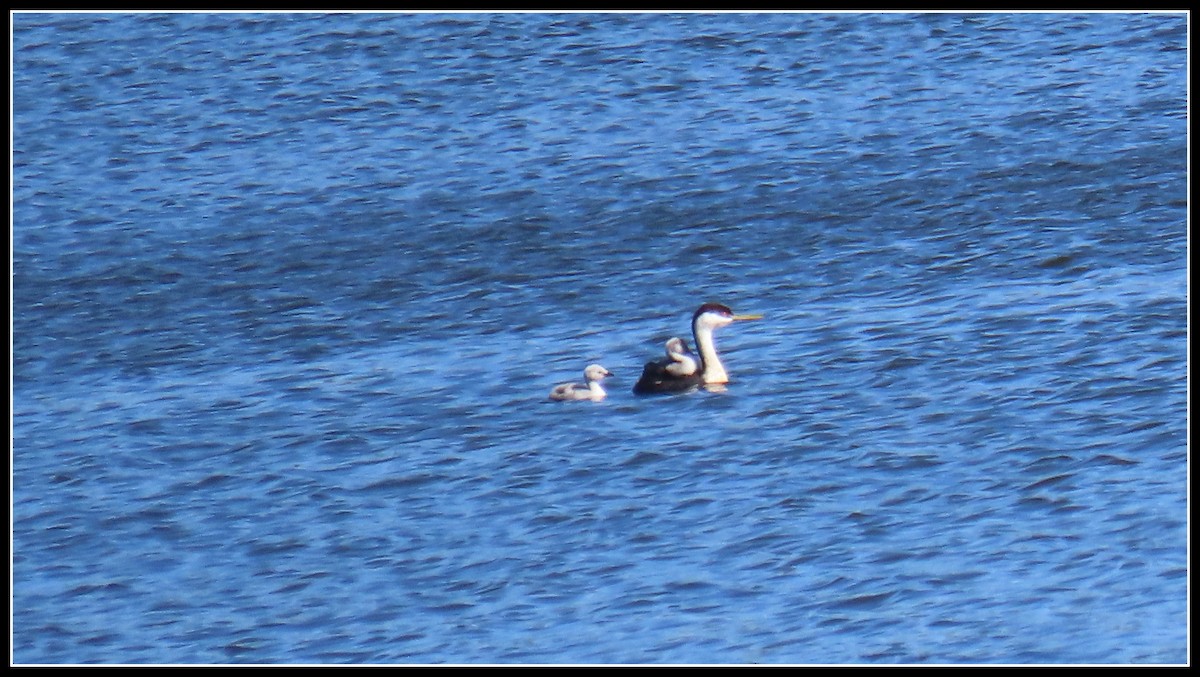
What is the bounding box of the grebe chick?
[663,337,698,377]
[633,303,761,395]
[549,364,612,401]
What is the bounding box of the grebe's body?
[632,337,702,394]
[549,364,612,402]
[633,303,760,395]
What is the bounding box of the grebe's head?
[665,337,691,356]
[692,302,762,331]
[584,364,612,382]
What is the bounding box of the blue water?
[11,11,1189,665]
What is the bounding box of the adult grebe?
[663,337,699,377]
[632,303,761,394]
[549,364,613,401]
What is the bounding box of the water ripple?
[13,11,1187,666]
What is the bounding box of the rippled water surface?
[12,11,1189,665]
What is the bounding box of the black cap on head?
[693,302,733,321]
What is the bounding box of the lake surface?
[11,11,1189,665]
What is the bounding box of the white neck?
[693,322,728,384]
[587,380,607,399]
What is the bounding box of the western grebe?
[633,303,761,394]
[549,364,613,401]
[663,337,699,377]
